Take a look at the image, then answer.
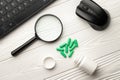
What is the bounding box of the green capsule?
[68,50,74,58]
[56,48,64,52]
[60,43,67,48]
[70,45,76,51]
[60,51,67,58]
[74,39,78,47]
[67,38,71,46]
[70,39,78,48]
[69,40,74,48]
[65,45,69,53]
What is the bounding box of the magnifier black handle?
[11,36,37,57]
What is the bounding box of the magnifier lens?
[35,15,62,42]
[11,14,63,57]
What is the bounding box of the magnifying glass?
[11,14,63,56]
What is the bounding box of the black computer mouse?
[76,0,110,31]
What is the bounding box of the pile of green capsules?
[56,38,78,58]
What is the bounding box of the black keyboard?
[0,0,56,39]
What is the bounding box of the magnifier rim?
[34,14,63,42]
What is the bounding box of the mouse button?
[76,7,98,24]
[80,0,99,17]
[89,0,107,18]
[79,2,97,17]
[83,0,103,15]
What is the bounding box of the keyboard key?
[7,12,13,18]
[9,22,13,26]
[6,0,12,3]
[5,5,12,11]
[23,2,28,7]
[18,4,24,11]
[11,0,17,7]
[29,0,36,3]
[0,8,6,15]
[12,8,19,15]
[23,1,30,7]
[0,0,7,6]
[1,16,7,22]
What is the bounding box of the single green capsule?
[67,38,71,46]
[60,43,67,48]
[74,39,78,47]
[60,51,67,58]
[56,48,64,52]
[69,40,74,48]
[65,45,69,53]
[68,50,74,58]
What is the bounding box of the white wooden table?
[0,0,120,80]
